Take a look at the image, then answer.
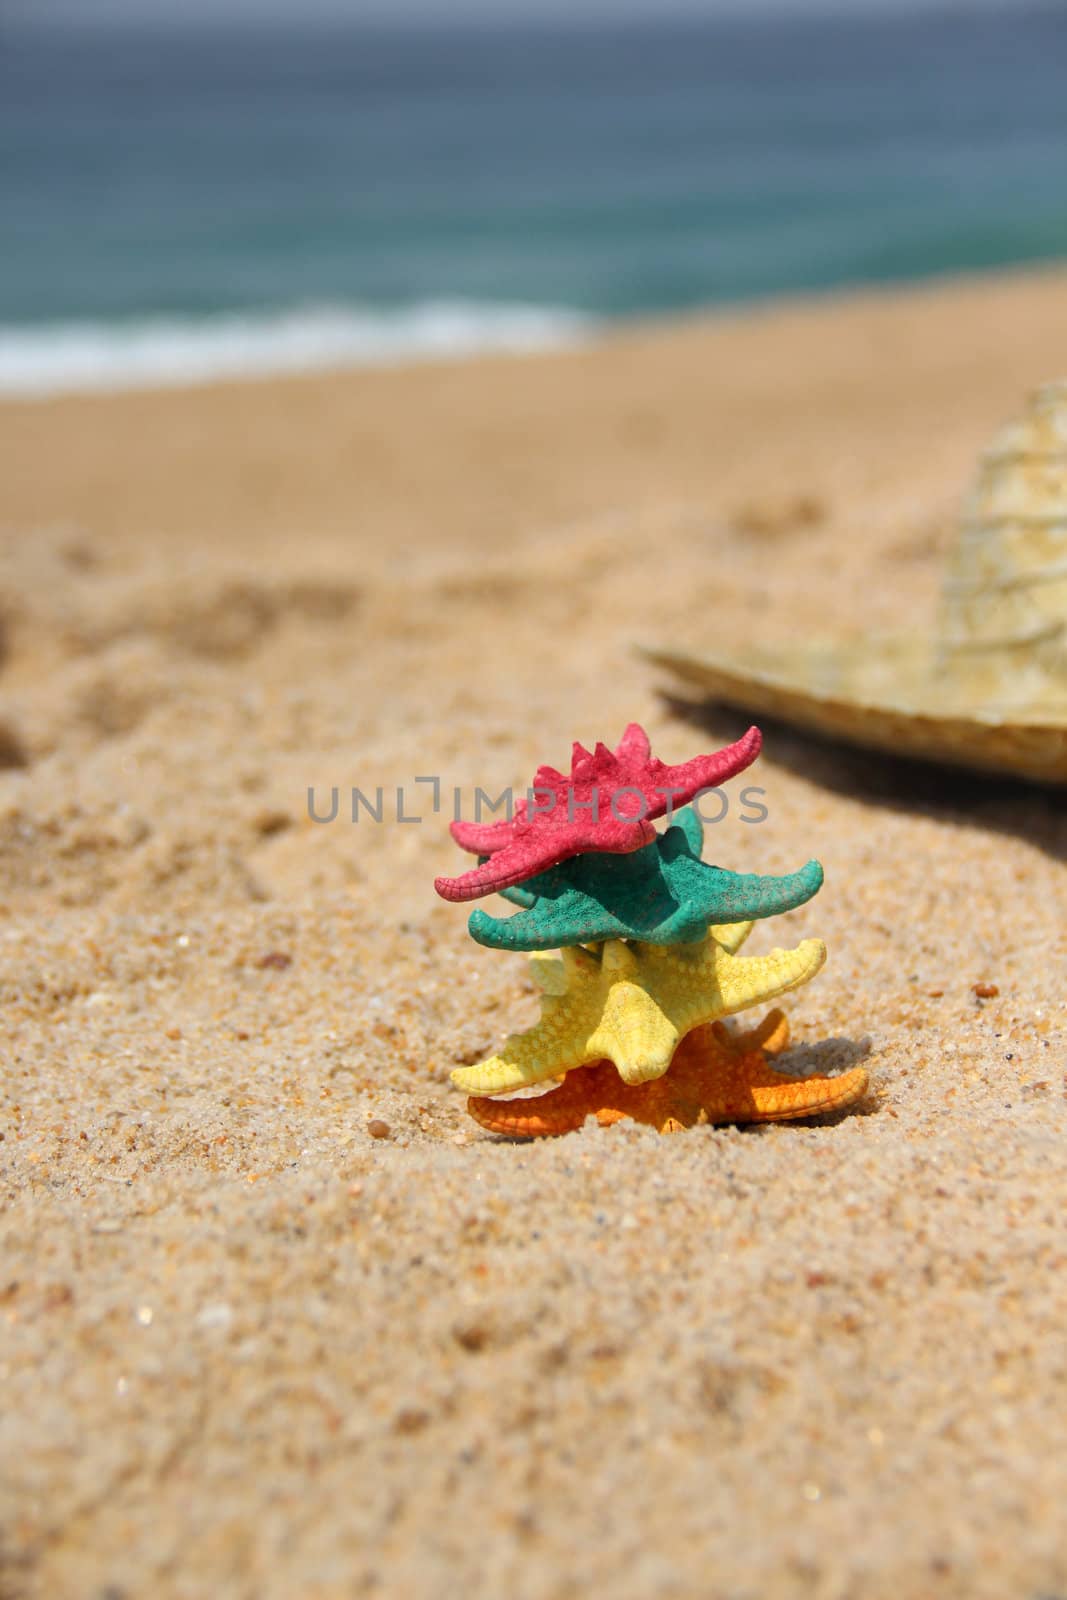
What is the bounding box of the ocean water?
[2,7,1067,394]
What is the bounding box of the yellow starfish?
[466,1010,869,1137]
[451,923,826,1096]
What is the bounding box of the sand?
[1,267,1066,1600]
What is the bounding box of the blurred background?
[3,0,1066,395]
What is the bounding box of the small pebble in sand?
[393,1406,431,1435]
[367,1119,392,1141]
[973,982,999,1000]
[258,951,292,971]
[253,807,291,837]
[196,1303,234,1332]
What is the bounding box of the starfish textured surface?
[468,804,823,950]
[451,931,826,1095]
[465,1012,869,1137]
[435,722,761,903]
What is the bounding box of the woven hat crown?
[938,381,1067,708]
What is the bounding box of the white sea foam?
[0,301,596,397]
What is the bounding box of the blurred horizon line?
[4,0,1060,32]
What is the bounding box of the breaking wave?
[0,301,597,397]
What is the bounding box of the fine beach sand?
[2,267,1066,1599]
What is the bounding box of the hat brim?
[642,639,1067,786]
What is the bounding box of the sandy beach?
[2,267,1066,1599]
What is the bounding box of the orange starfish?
[465,1011,868,1138]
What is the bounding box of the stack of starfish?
[435,724,868,1137]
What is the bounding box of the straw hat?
[645,381,1067,785]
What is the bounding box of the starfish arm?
[621,934,823,1042]
[465,1061,625,1138]
[708,920,753,952]
[654,902,722,944]
[466,907,520,950]
[435,818,654,903]
[706,1056,869,1123]
[466,1092,589,1138]
[598,939,639,977]
[451,1015,593,1095]
[468,899,627,952]
[646,726,761,813]
[495,881,541,909]
[453,947,612,1094]
[671,805,705,857]
[709,937,827,1020]
[683,857,824,924]
[527,953,568,993]
[718,1008,790,1054]
[585,980,681,1085]
[450,813,521,854]
[435,838,537,902]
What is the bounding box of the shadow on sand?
[661,692,1067,866]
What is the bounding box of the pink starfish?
[435,723,761,903]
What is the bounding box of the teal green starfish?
[467,807,823,952]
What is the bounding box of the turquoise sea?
[2,6,1066,391]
